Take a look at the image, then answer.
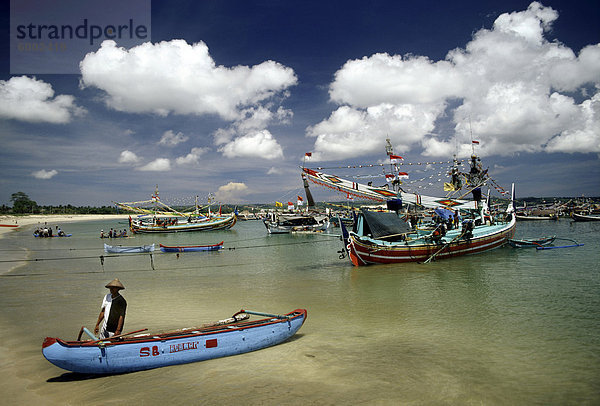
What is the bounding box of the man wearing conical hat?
[94,278,127,339]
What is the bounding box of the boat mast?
[207,193,214,219]
[152,185,159,215]
[301,153,316,211]
[384,138,401,195]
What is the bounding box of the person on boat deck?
[94,278,127,339]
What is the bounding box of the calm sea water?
[0,218,599,405]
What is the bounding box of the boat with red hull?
[341,206,515,266]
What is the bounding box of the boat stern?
[42,336,57,349]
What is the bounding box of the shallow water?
[1,218,599,404]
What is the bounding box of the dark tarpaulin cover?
[361,209,411,239]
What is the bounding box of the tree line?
[3,192,119,215]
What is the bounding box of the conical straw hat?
[105,278,125,290]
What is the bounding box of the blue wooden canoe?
[42,309,307,374]
[159,241,224,252]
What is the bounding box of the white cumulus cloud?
[308,103,445,160]
[176,147,209,166]
[545,91,600,153]
[159,130,189,146]
[308,2,600,159]
[80,40,297,121]
[137,158,171,171]
[218,130,284,160]
[31,169,58,179]
[0,76,85,124]
[119,150,141,164]
[215,182,249,203]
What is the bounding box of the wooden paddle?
[89,328,148,344]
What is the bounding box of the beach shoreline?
[0,214,132,275]
[0,214,131,240]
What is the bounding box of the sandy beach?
[0,214,131,239]
[0,214,132,276]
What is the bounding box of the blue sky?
[1,0,599,207]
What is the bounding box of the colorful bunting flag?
[444,182,456,191]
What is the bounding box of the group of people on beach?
[100,228,128,238]
[33,224,67,237]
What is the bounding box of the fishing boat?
[340,204,515,265]
[263,213,329,234]
[572,213,600,222]
[304,140,516,266]
[129,214,237,234]
[34,233,72,237]
[115,188,238,234]
[159,241,224,252]
[104,243,155,254]
[507,236,556,248]
[42,309,307,374]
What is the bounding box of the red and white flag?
[472,140,480,144]
[305,152,312,159]
[389,154,403,163]
[398,172,409,179]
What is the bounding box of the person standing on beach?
[94,278,127,339]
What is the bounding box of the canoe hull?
[507,236,555,248]
[159,242,223,252]
[104,243,155,253]
[572,213,600,222]
[515,214,558,221]
[346,215,516,266]
[42,309,306,374]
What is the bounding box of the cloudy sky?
[1,0,599,207]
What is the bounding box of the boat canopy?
[361,209,411,239]
[434,207,455,220]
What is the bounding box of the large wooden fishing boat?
[129,213,237,234]
[42,309,307,374]
[304,140,516,266]
[340,205,515,265]
[115,188,238,234]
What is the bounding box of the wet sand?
[0,214,131,404]
[0,215,131,274]
[0,214,130,239]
